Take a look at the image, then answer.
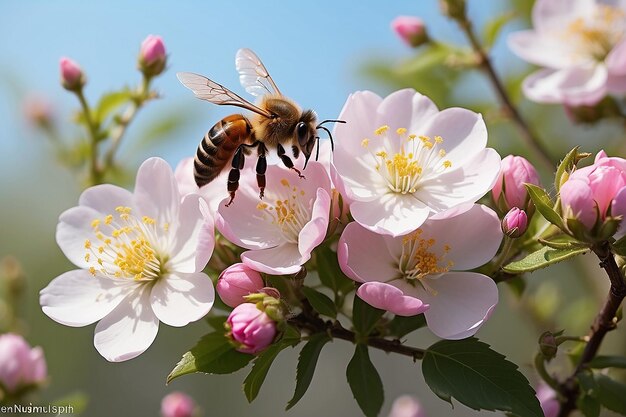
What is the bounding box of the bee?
[177,48,343,207]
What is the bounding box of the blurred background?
[1,0,625,416]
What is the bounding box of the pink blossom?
[338,205,501,340]
[59,57,84,90]
[536,383,560,417]
[492,155,540,211]
[331,89,501,237]
[0,334,47,393]
[161,391,196,417]
[174,157,229,213]
[508,0,626,105]
[560,150,626,236]
[217,263,264,307]
[217,162,331,275]
[502,208,528,238]
[391,16,428,48]
[227,303,277,354]
[139,35,166,76]
[388,395,427,417]
[40,158,216,362]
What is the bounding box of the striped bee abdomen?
[194,114,253,188]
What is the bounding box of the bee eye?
[296,122,309,147]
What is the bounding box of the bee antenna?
[315,137,321,161]
[316,126,334,151]
[317,119,346,127]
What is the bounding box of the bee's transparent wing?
[235,48,282,97]
[176,72,273,118]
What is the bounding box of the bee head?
[296,110,318,169]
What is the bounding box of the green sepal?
[525,184,565,230]
[555,147,590,192]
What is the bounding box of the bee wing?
[235,48,282,97]
[176,72,273,118]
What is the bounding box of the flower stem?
[456,19,554,171]
[75,89,102,185]
[557,241,626,416]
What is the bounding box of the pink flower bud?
[160,391,196,417]
[560,178,597,229]
[501,208,528,238]
[226,303,277,354]
[0,334,47,394]
[391,16,429,48]
[492,155,540,211]
[59,57,85,91]
[217,263,264,307]
[388,395,427,417]
[536,383,560,417]
[139,35,166,77]
[23,95,53,128]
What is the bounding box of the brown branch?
[288,312,425,360]
[457,20,555,171]
[557,241,626,417]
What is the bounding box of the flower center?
[566,5,625,61]
[397,229,453,293]
[362,126,452,194]
[256,179,309,244]
[84,206,169,281]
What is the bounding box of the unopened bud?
[138,35,166,77]
[391,16,429,48]
[226,303,277,354]
[160,391,196,417]
[0,334,47,394]
[538,331,558,360]
[217,263,264,307]
[439,0,466,21]
[492,155,540,213]
[502,208,528,238]
[59,57,85,91]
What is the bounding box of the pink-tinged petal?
[26,347,47,384]
[78,184,134,216]
[133,157,180,223]
[415,148,501,212]
[588,166,626,216]
[607,38,626,75]
[331,153,386,201]
[508,30,577,69]
[169,195,215,273]
[56,206,108,269]
[612,187,626,239]
[298,188,331,256]
[350,193,429,237]
[522,66,608,106]
[338,222,401,283]
[607,73,626,94]
[333,91,383,156]
[532,0,595,33]
[420,108,488,167]
[421,205,502,270]
[595,150,609,163]
[94,286,159,362]
[420,272,498,340]
[376,89,439,136]
[242,244,308,275]
[40,270,136,327]
[560,178,597,228]
[357,282,428,316]
[174,157,199,197]
[150,272,215,327]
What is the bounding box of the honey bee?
[177,48,343,207]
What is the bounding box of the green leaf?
[577,394,601,417]
[346,344,384,417]
[353,295,384,336]
[611,234,626,256]
[316,245,355,296]
[525,184,565,230]
[589,355,626,369]
[301,286,337,318]
[286,333,331,410]
[388,314,427,338]
[167,332,253,383]
[422,338,543,417]
[95,90,133,123]
[483,12,515,48]
[243,342,291,402]
[596,374,626,415]
[555,147,581,192]
[397,43,454,75]
[503,245,588,273]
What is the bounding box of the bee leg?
[256,143,267,199]
[277,143,305,179]
[225,145,246,207]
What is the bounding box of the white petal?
[56,206,108,269]
[94,286,159,362]
[242,244,308,275]
[337,222,400,282]
[507,30,579,69]
[333,91,383,156]
[174,157,199,197]
[40,270,136,327]
[150,272,215,327]
[78,184,134,216]
[415,148,501,212]
[298,188,331,256]
[376,89,439,134]
[169,195,215,273]
[532,0,595,33]
[522,66,608,106]
[351,193,430,237]
[133,157,180,224]
[419,272,498,340]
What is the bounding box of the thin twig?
[76,90,102,185]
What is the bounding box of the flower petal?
[40,270,136,327]
[56,206,108,269]
[522,66,608,106]
[607,38,626,76]
[78,184,134,216]
[298,188,331,256]
[532,0,595,33]
[338,222,401,282]
[242,244,308,275]
[133,157,180,223]
[350,193,429,237]
[94,286,159,362]
[174,157,198,197]
[612,187,626,239]
[419,272,498,340]
[169,195,215,273]
[508,30,578,69]
[357,282,428,316]
[150,272,215,327]
[376,89,439,135]
[333,91,383,156]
